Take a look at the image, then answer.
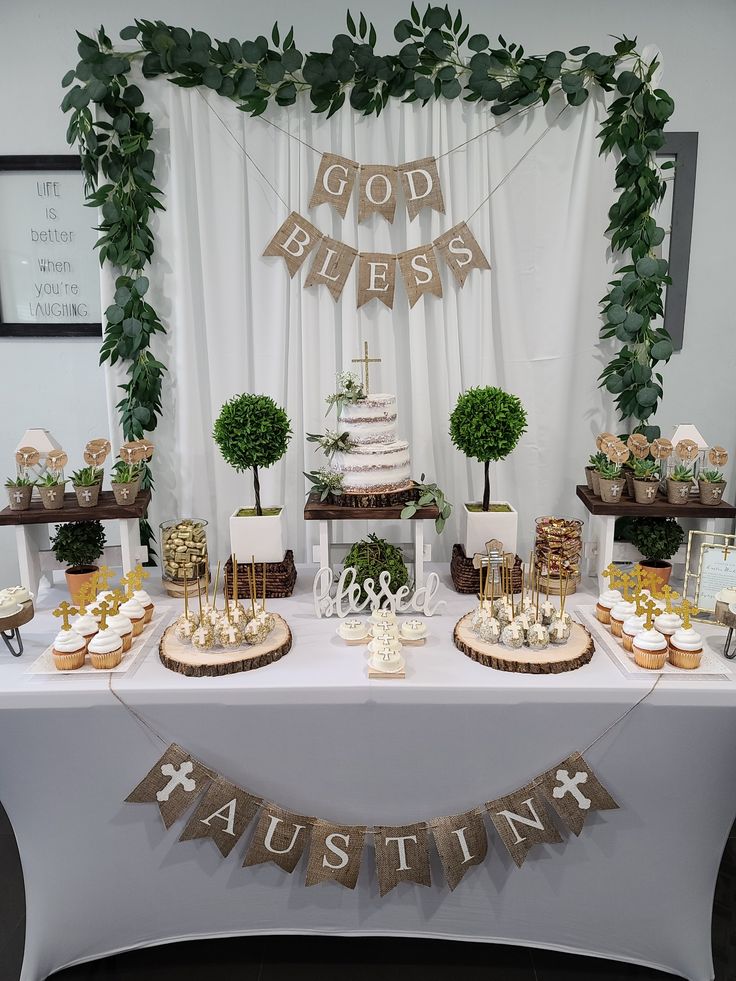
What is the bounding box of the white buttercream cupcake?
[119,597,146,636]
[71,612,98,648]
[654,610,682,644]
[107,612,133,653]
[632,627,668,669]
[622,613,646,652]
[610,600,637,638]
[596,589,622,625]
[52,628,87,670]
[133,588,154,624]
[87,627,123,669]
[668,626,703,669]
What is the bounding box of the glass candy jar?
[160,518,209,597]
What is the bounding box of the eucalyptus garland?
[61,6,676,551]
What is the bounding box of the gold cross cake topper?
[53,601,77,630]
[352,341,381,395]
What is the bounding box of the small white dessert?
[191,623,215,650]
[107,612,133,653]
[87,627,124,669]
[0,593,20,618]
[540,599,556,625]
[477,617,500,644]
[371,607,397,626]
[514,612,531,634]
[369,637,403,672]
[5,585,31,605]
[470,604,493,632]
[610,600,637,637]
[216,621,243,649]
[401,618,427,640]
[371,622,400,640]
[369,635,401,655]
[119,598,146,636]
[715,587,736,606]
[527,622,550,650]
[654,611,682,639]
[622,613,646,652]
[549,616,571,645]
[668,626,703,669]
[501,622,524,649]
[243,619,268,646]
[596,589,622,624]
[72,612,98,644]
[632,627,668,669]
[339,618,368,641]
[52,628,86,655]
[174,612,198,643]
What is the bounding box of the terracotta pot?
[112,481,138,506]
[599,476,624,504]
[584,466,595,491]
[666,478,691,506]
[699,480,726,506]
[633,478,660,505]
[638,559,673,589]
[74,483,101,508]
[6,485,32,511]
[38,484,65,510]
[590,470,602,497]
[65,565,99,605]
[622,468,635,498]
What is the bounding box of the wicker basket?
[450,544,523,594]
[224,551,297,599]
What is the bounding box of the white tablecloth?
[1,568,735,981]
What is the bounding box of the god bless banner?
[126,744,618,896]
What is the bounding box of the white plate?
[368,654,405,674]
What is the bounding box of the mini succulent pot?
[622,466,635,498]
[699,479,727,506]
[599,476,624,504]
[633,478,660,505]
[112,481,138,506]
[584,466,595,491]
[38,484,65,510]
[666,478,691,505]
[590,469,602,497]
[74,482,101,508]
[6,485,32,511]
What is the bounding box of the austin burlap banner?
[125,743,214,829]
[305,820,366,889]
[356,253,397,309]
[374,823,432,897]
[263,211,322,277]
[433,222,491,286]
[243,804,311,873]
[398,244,443,307]
[534,752,619,836]
[486,783,562,868]
[432,809,488,891]
[179,777,260,857]
[309,153,359,218]
[398,157,446,220]
[304,236,357,300]
[358,165,399,223]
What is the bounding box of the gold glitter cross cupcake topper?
[53,601,78,630]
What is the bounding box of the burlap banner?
[303,236,358,300]
[534,751,619,836]
[179,777,260,857]
[398,157,446,221]
[432,809,488,891]
[263,211,322,277]
[358,165,399,223]
[125,743,214,830]
[356,252,397,309]
[398,244,443,307]
[305,820,366,890]
[243,803,311,873]
[374,823,432,897]
[125,744,620,894]
[433,221,491,286]
[486,783,562,868]
[308,153,359,218]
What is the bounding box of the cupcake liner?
[142,605,154,624]
[130,617,145,637]
[120,633,132,653]
[595,604,612,625]
[90,646,123,670]
[610,618,624,638]
[52,648,86,671]
[668,646,703,670]
[622,634,634,653]
[633,646,668,670]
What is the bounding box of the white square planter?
[463,502,518,558]
[229,507,286,563]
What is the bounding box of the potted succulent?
[37,472,67,510]
[450,386,527,557]
[5,475,34,511]
[631,458,661,505]
[213,393,292,562]
[110,461,140,506]
[50,520,107,603]
[666,463,693,505]
[597,460,625,504]
[587,452,606,497]
[628,517,685,588]
[71,466,103,508]
[698,469,727,506]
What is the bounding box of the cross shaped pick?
[677,598,699,629]
[92,600,111,630]
[601,564,621,590]
[96,566,114,592]
[53,601,78,630]
[660,584,679,613]
[618,572,634,602]
[641,598,659,630]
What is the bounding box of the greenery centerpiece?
[343,533,409,605]
[627,517,684,587]
[213,393,292,562]
[449,386,527,556]
[50,520,107,603]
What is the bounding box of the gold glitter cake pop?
[174,573,198,642]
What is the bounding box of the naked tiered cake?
[333,394,412,494]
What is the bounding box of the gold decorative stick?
[232,553,238,606]
[196,575,203,625]
[212,561,221,612]
[535,568,540,622]
[250,555,257,617]
[642,598,659,630]
[183,572,189,618]
[262,562,267,611]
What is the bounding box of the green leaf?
[606,304,627,325]
[359,12,367,38]
[203,66,223,89]
[651,339,673,361]
[123,84,144,108]
[636,386,658,407]
[566,87,588,106]
[394,19,414,42]
[616,70,640,95]
[106,304,124,325]
[635,256,658,278]
[281,47,302,72]
[133,276,149,296]
[263,59,285,84]
[624,311,644,332]
[114,286,131,305]
[468,33,489,51]
[626,143,647,166]
[441,78,461,99]
[271,22,280,46]
[605,374,625,394]
[62,69,76,87]
[113,113,130,134]
[560,73,582,92]
[119,25,139,41]
[122,317,142,337]
[346,9,356,34]
[414,76,434,101]
[569,45,590,55]
[87,79,108,102]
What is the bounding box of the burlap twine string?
[111,668,659,835]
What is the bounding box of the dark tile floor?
[0,803,733,981]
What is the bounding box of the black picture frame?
[0,154,102,338]
[656,133,698,352]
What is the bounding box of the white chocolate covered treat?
[243,619,269,646]
[549,616,571,644]
[401,618,426,640]
[216,621,243,648]
[527,622,550,650]
[339,618,368,640]
[191,624,215,650]
[540,600,556,625]
[371,607,397,625]
[501,622,524,649]
[478,617,501,643]
[5,586,30,605]
[174,611,198,642]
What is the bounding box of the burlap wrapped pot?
[633,478,660,505]
[38,484,65,510]
[112,481,138,506]
[7,485,32,511]
[599,477,624,504]
[666,479,691,505]
[74,482,101,508]
[698,480,726,506]
[590,470,601,496]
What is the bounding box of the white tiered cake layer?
[335,394,411,493]
[338,394,398,445]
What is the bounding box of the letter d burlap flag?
[125,743,214,829]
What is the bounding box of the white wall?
[1,0,735,584]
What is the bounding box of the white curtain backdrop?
[103,76,619,566]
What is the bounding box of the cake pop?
[174,573,198,642]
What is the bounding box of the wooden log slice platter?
[0,600,35,631]
[159,614,292,677]
[453,613,594,674]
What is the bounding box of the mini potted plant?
[5,475,34,511]
[110,461,140,506]
[631,458,661,505]
[450,386,527,557]
[36,472,67,511]
[628,517,685,588]
[587,452,606,497]
[50,520,107,603]
[666,463,693,505]
[597,460,624,504]
[698,469,727,506]
[71,466,103,508]
[213,393,292,562]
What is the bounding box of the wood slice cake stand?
[0,600,35,657]
[159,614,292,677]
[453,613,594,674]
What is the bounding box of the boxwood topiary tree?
[213,393,292,516]
[50,521,107,572]
[449,386,528,512]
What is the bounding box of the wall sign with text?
[0,156,101,337]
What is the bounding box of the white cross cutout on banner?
[552,769,591,810]
[157,761,196,802]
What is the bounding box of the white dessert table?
[0,567,735,981]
